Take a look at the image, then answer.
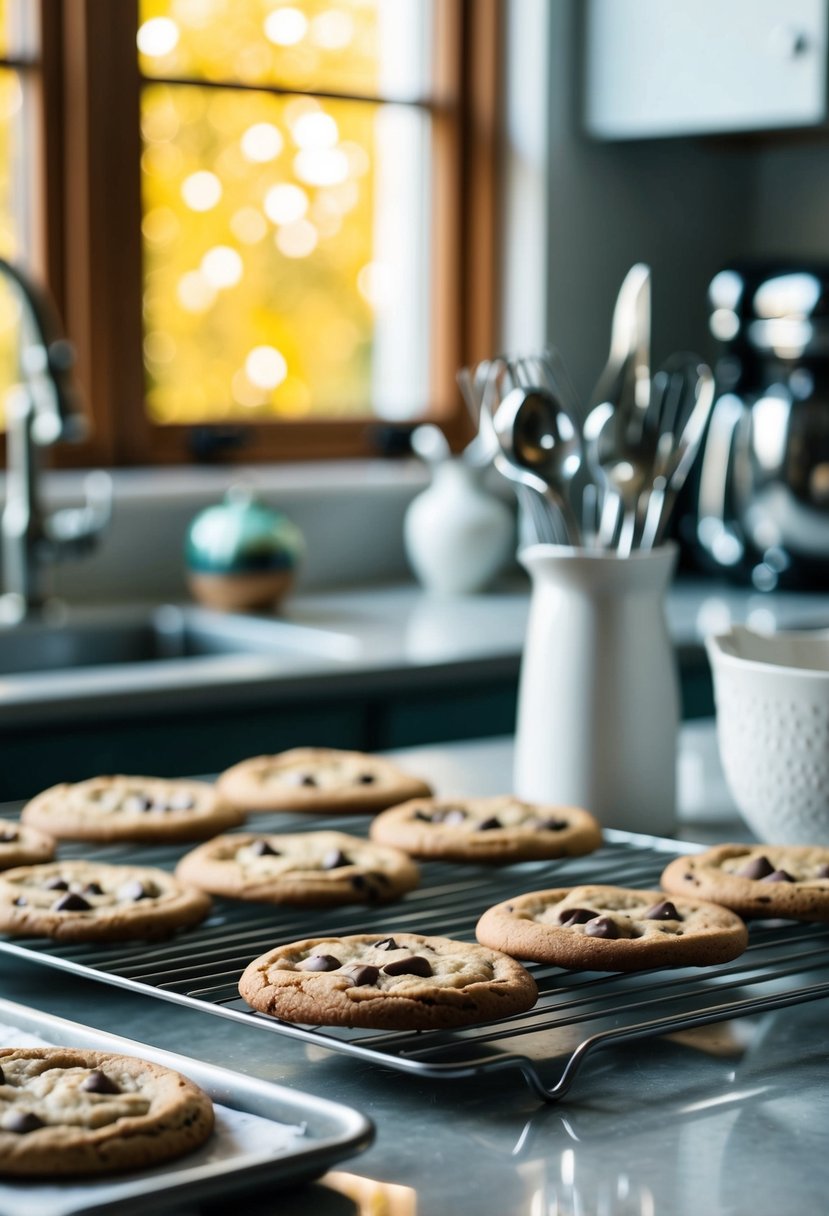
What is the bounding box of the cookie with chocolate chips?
[216,747,433,815]
[475,884,748,972]
[21,775,243,843]
[0,1047,214,1177]
[369,795,602,864]
[239,931,538,1030]
[0,860,211,942]
[661,843,829,921]
[0,821,55,870]
[175,829,420,906]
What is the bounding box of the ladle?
[493,385,584,546]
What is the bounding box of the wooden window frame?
[40,0,502,468]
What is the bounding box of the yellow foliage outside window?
[139,1,430,425]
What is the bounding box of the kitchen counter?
[4,573,829,723]
[0,724,826,1215]
[4,572,829,802]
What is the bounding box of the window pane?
[0,0,38,60]
[0,67,33,428]
[138,0,432,101]
[141,83,430,424]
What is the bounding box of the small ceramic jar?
[185,487,304,612]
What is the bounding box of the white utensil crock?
[514,542,679,836]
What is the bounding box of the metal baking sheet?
[0,997,374,1216]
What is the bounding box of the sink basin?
[0,604,360,676]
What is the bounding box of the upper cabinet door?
[585,0,828,139]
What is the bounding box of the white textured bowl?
[706,625,829,844]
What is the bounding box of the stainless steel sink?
[0,604,360,676]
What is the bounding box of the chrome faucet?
[0,256,112,623]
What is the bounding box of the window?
[1,0,501,466]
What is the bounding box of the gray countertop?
[4,574,829,724]
[1,724,826,1215]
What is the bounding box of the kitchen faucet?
[0,256,112,623]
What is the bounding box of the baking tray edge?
[0,997,374,1216]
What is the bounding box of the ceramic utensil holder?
[404,460,514,596]
[514,542,679,836]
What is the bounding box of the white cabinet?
[585,0,828,139]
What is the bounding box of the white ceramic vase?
[404,461,514,595]
[513,542,679,837]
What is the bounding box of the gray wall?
[543,0,828,414]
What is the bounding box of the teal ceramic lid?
[185,487,304,575]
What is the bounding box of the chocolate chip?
[558,907,599,926]
[477,817,502,831]
[818,864,829,879]
[53,892,91,912]
[413,809,432,822]
[382,955,433,978]
[298,774,318,787]
[537,818,568,832]
[283,771,318,787]
[373,937,399,951]
[738,855,775,880]
[357,773,376,785]
[0,828,17,843]
[341,964,379,986]
[82,1069,120,1095]
[13,897,26,907]
[762,869,795,883]
[321,849,350,870]
[44,877,69,891]
[83,882,104,897]
[3,1110,43,1134]
[117,880,157,902]
[0,1065,4,1083]
[350,873,384,902]
[249,839,279,857]
[644,900,681,921]
[585,916,619,939]
[298,954,341,972]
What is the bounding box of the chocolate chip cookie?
[661,843,829,921]
[216,747,433,815]
[0,1047,214,1176]
[476,884,749,972]
[21,775,243,843]
[239,932,538,1030]
[0,822,55,870]
[175,830,420,906]
[0,860,211,941]
[369,795,602,864]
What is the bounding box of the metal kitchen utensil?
[472,359,562,545]
[584,354,714,555]
[585,263,652,549]
[493,384,584,547]
[583,393,653,555]
[591,262,652,418]
[637,354,716,550]
[456,360,499,468]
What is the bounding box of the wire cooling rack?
[2,809,829,1103]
